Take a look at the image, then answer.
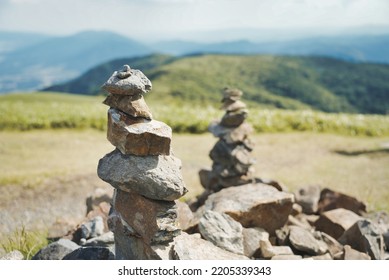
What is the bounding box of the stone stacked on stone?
[196,88,256,207]
[96,65,188,259]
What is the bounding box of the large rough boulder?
[98,149,187,201]
[203,183,294,234]
[172,233,249,260]
[32,239,80,260]
[314,208,363,239]
[338,219,384,260]
[198,210,244,255]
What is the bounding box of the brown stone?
[343,245,371,260]
[176,201,194,231]
[107,108,171,156]
[103,94,152,119]
[314,208,363,239]
[198,169,219,190]
[318,188,367,215]
[113,189,180,245]
[204,183,294,234]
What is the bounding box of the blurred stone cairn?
[97,65,188,259]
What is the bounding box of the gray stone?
[288,226,328,255]
[98,149,187,201]
[80,216,105,243]
[0,250,24,260]
[107,108,171,156]
[32,239,80,260]
[103,94,152,119]
[102,65,152,95]
[295,185,321,214]
[84,231,114,247]
[222,87,243,102]
[199,210,244,255]
[220,110,248,127]
[242,227,269,257]
[204,183,294,234]
[62,246,115,260]
[287,215,312,230]
[338,219,384,260]
[318,188,367,215]
[113,189,180,245]
[343,245,371,260]
[172,232,249,260]
[259,240,294,259]
[317,231,344,258]
[314,208,363,239]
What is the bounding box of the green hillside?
[45,54,389,114]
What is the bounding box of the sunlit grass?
[1,226,48,260]
[1,92,388,136]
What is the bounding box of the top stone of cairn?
[102,65,152,95]
[221,87,243,102]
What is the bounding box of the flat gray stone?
[98,149,187,201]
[288,226,328,255]
[199,210,244,255]
[32,239,80,260]
[172,232,249,260]
[102,65,152,95]
[107,108,171,156]
[204,183,294,234]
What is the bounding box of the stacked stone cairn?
[197,87,256,207]
[97,65,188,259]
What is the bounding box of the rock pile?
[196,88,256,207]
[97,65,188,259]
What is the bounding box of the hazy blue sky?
[0,0,388,41]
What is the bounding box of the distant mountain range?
[45,54,389,115]
[1,30,389,93]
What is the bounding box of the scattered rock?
[0,250,24,260]
[62,246,115,260]
[32,239,80,260]
[338,219,384,260]
[295,185,321,214]
[317,231,344,258]
[84,231,114,247]
[288,226,328,255]
[318,188,367,215]
[172,232,249,260]
[98,149,187,201]
[259,239,294,259]
[204,183,294,234]
[176,201,195,231]
[242,227,269,257]
[342,245,371,260]
[314,208,363,239]
[199,210,244,255]
[271,255,303,260]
